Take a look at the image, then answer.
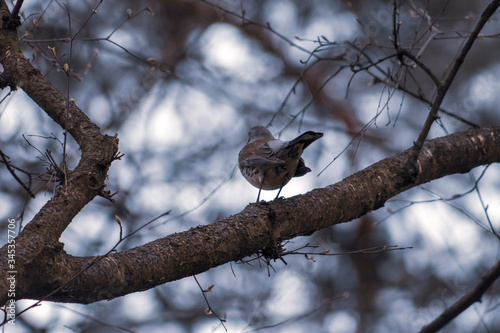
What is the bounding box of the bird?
[238,126,323,202]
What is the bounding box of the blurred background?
[1,0,499,332]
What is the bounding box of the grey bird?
[238,126,323,202]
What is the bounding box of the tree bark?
[1,125,499,304]
[0,0,119,304]
[0,0,499,308]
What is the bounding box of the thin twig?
[200,0,316,58]
[193,275,227,332]
[398,49,441,86]
[406,0,500,178]
[247,293,349,332]
[0,149,35,198]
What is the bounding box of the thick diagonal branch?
[3,126,498,304]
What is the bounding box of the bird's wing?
[239,139,285,168]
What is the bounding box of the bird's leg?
[274,183,284,200]
[257,175,265,203]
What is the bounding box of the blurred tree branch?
[420,258,500,333]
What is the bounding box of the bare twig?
[10,0,23,19]
[398,49,440,86]
[247,292,349,332]
[405,0,500,181]
[200,0,316,58]
[347,41,479,128]
[283,244,413,258]
[0,149,35,198]
[193,276,227,331]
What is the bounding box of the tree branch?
[420,258,500,333]
[2,126,498,304]
[0,0,119,299]
[404,0,500,182]
[0,149,35,198]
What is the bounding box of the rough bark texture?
[2,125,499,304]
[0,1,119,303]
[0,0,499,307]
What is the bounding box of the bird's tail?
[286,131,323,150]
[294,157,311,177]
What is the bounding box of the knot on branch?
[2,14,21,30]
[0,75,17,91]
[261,240,286,261]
